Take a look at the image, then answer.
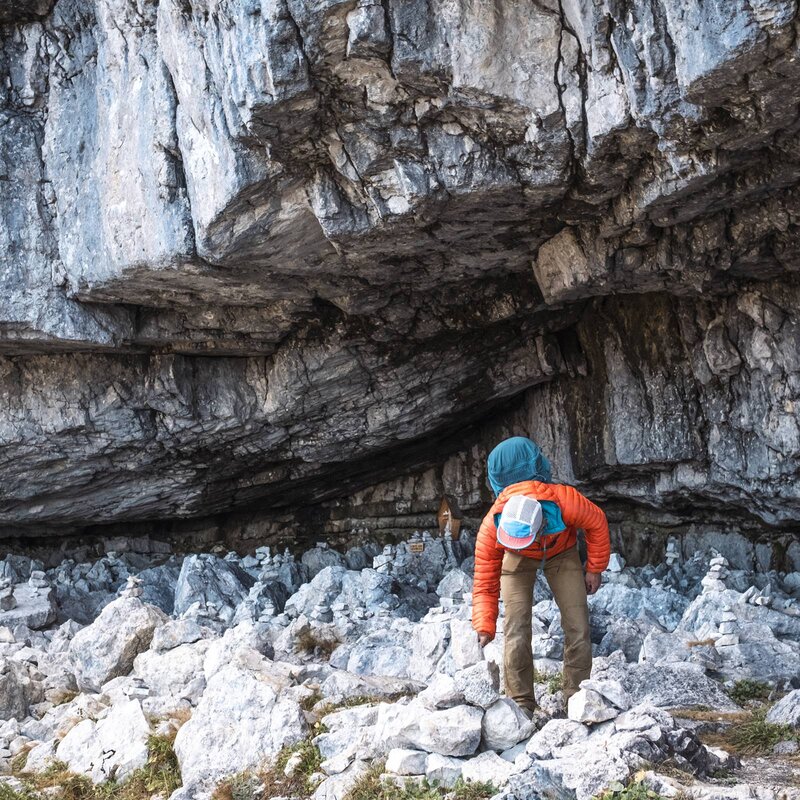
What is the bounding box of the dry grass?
[295,628,341,658]
[667,708,750,723]
[50,690,80,707]
[685,639,716,649]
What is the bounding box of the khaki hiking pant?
[500,545,591,711]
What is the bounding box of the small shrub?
[300,689,323,712]
[0,783,42,800]
[111,733,182,798]
[214,737,325,799]
[211,772,262,800]
[727,679,771,706]
[9,751,30,775]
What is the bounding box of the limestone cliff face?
[1,0,799,540]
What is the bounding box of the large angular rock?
[407,619,451,682]
[449,618,483,670]
[436,569,473,599]
[55,699,151,784]
[133,639,211,711]
[0,659,35,720]
[385,748,427,776]
[0,585,56,630]
[591,654,740,711]
[345,629,413,678]
[454,661,500,709]
[417,673,464,710]
[766,690,800,728]
[482,698,535,751]
[174,661,307,785]
[319,669,422,704]
[174,555,255,623]
[69,597,167,692]
[460,751,516,787]
[525,718,590,760]
[301,546,348,578]
[384,702,483,757]
[567,689,619,724]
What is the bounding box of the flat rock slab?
[0,586,56,630]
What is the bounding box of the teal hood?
[487,436,552,497]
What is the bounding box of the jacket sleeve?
[471,513,504,636]
[556,485,610,573]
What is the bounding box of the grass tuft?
[342,763,495,800]
[596,778,684,800]
[546,673,564,695]
[727,679,771,706]
[213,737,323,800]
[725,708,798,756]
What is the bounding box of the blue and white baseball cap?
[496,495,544,550]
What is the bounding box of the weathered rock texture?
[1,0,800,543]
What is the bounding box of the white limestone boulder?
[68,597,167,692]
[55,699,151,783]
[173,661,306,785]
[383,700,483,757]
[766,689,800,728]
[449,618,483,670]
[453,660,500,709]
[482,697,535,751]
[567,688,619,724]
[385,748,427,775]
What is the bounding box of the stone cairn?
[715,606,740,649]
[373,544,395,575]
[120,576,143,599]
[0,578,15,611]
[27,571,49,595]
[701,555,729,594]
[742,582,773,608]
[665,537,681,567]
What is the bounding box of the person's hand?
[584,571,601,595]
[478,632,495,647]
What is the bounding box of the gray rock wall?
[1,0,799,541]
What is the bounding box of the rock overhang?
[1,0,800,534]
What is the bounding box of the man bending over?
[472,436,610,713]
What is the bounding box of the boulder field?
[0,532,798,798]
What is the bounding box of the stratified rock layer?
[1,0,800,537]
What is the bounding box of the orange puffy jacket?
[471,480,610,636]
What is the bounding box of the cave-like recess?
[1,0,799,561]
